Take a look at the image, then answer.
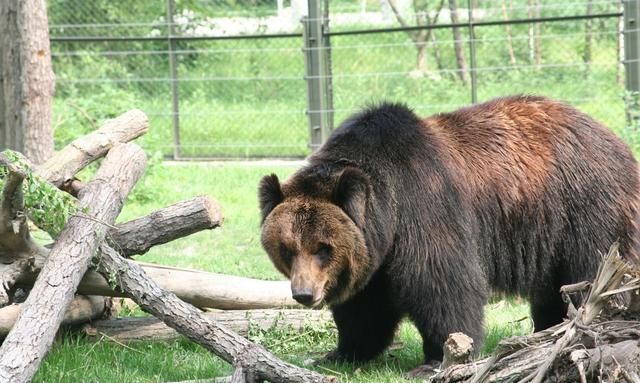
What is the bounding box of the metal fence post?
[303,0,334,151]
[0,40,5,150]
[624,0,640,135]
[166,0,181,159]
[467,0,478,104]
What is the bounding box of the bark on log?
[0,295,106,338]
[83,309,333,342]
[0,143,146,383]
[95,244,336,383]
[109,195,223,257]
[36,109,149,188]
[17,261,298,310]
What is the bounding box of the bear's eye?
[279,243,294,265]
[315,244,332,266]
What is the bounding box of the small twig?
[66,101,98,130]
[577,361,587,383]
[315,365,343,378]
[98,332,145,354]
[70,213,118,230]
[621,369,640,383]
[507,316,530,325]
[561,281,591,295]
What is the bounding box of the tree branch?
[36,109,149,188]
[95,244,336,383]
[109,196,223,257]
[0,143,146,383]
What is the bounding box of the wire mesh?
[48,0,626,159]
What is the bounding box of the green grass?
[40,2,617,378]
[33,163,532,383]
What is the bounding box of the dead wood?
[1,152,294,310]
[428,244,640,383]
[94,244,336,383]
[16,260,298,310]
[109,195,223,257]
[441,332,473,369]
[0,143,146,383]
[36,109,149,188]
[83,309,333,342]
[0,295,106,338]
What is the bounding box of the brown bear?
[258,96,640,373]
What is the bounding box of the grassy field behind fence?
[51,10,626,158]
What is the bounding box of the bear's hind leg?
[326,273,402,363]
[530,288,566,331]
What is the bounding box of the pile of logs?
[0,109,335,383]
[430,244,640,383]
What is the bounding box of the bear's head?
[258,167,374,308]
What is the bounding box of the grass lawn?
[33,162,532,383]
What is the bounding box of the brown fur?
[259,96,640,371]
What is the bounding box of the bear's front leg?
[406,261,488,377]
[324,272,403,363]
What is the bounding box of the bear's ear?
[332,167,369,227]
[258,174,284,224]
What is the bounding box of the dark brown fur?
[259,96,640,370]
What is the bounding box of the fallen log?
[109,195,223,257]
[94,244,336,383]
[16,261,298,310]
[83,309,333,342]
[0,143,146,383]
[0,295,106,338]
[36,109,149,188]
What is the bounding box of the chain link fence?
[48,0,626,159]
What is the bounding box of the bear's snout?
[290,254,327,307]
[291,286,314,306]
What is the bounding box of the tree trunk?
[500,0,517,66]
[533,0,541,67]
[583,0,594,76]
[0,143,146,383]
[618,0,624,85]
[430,31,444,71]
[0,0,55,165]
[528,0,534,64]
[83,309,333,342]
[448,0,469,84]
[388,0,445,75]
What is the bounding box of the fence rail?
[47,0,635,159]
